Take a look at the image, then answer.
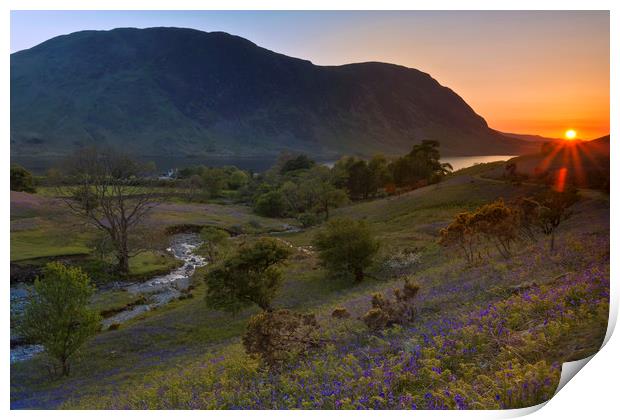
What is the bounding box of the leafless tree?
[57,147,160,277]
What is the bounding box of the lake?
[12,154,515,175]
[441,155,516,171]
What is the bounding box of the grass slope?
[10,174,609,409]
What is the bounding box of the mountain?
[11,27,540,160]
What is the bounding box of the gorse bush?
[19,263,101,376]
[243,309,321,368]
[439,191,579,262]
[362,279,420,331]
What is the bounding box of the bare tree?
[57,147,160,277]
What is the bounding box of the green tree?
[10,164,36,193]
[280,154,315,174]
[313,218,380,282]
[202,167,228,198]
[204,238,291,313]
[228,169,249,190]
[304,166,349,220]
[368,154,391,194]
[19,263,100,376]
[254,190,287,217]
[390,140,451,186]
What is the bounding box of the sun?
[565,129,577,140]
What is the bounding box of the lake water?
[441,155,516,172]
[12,154,515,175]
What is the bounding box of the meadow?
[9,168,609,409]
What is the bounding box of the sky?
[10,10,610,140]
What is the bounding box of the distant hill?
[485,135,610,189]
[11,27,540,160]
[502,132,565,143]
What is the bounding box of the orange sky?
[300,11,610,140]
[12,11,610,140]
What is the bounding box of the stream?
[10,233,206,364]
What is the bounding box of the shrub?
[254,190,287,217]
[199,226,230,263]
[439,212,478,263]
[440,199,521,261]
[297,212,322,228]
[204,238,291,313]
[535,187,579,251]
[362,279,420,331]
[331,307,351,319]
[10,164,36,193]
[313,218,380,282]
[242,309,320,367]
[19,263,101,376]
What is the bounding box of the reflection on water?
[441,155,515,172]
[13,154,515,175]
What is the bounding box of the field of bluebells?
[66,230,609,409]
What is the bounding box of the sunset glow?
[565,129,577,140]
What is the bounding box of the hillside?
[11,27,538,160]
[484,135,610,189]
[10,172,609,408]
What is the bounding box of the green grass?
[11,227,91,261]
[128,251,182,278]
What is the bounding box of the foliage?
[440,199,526,261]
[10,164,36,193]
[204,238,291,312]
[199,227,230,263]
[202,167,228,198]
[389,140,452,187]
[534,187,579,250]
[19,263,101,376]
[254,190,287,218]
[362,279,420,330]
[313,218,380,282]
[331,307,351,319]
[242,309,320,367]
[280,154,315,174]
[439,212,479,263]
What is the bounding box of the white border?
[2,2,617,419]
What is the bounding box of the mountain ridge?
[11,27,540,160]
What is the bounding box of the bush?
[297,212,322,228]
[204,238,291,313]
[10,164,36,193]
[199,226,230,263]
[313,218,380,282]
[242,309,320,368]
[331,307,351,319]
[19,263,101,376]
[254,190,287,217]
[362,279,420,331]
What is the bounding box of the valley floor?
[10,173,609,409]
